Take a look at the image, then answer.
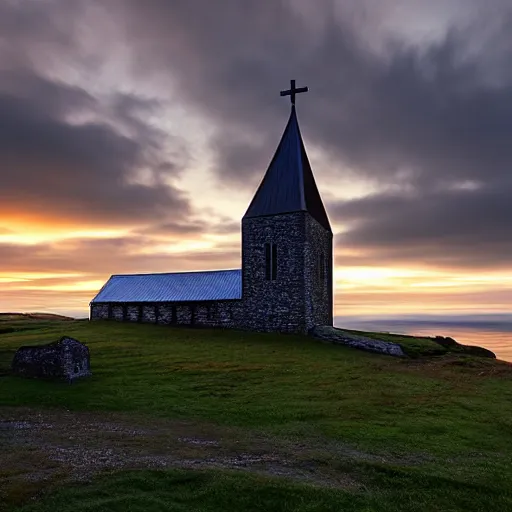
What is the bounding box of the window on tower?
[271,243,277,280]
[319,252,325,282]
[265,243,278,280]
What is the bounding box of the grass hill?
[1,317,512,511]
[0,312,74,321]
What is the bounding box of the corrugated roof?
[91,269,241,303]
[243,106,331,231]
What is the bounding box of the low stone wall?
[11,336,92,381]
[90,300,244,329]
[310,326,405,357]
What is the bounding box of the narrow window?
[265,243,271,280]
[265,243,278,281]
[319,253,325,281]
[271,243,277,280]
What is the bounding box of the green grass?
[2,318,512,511]
[11,466,512,512]
[342,329,450,357]
[1,319,503,452]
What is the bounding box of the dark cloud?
[0,234,240,277]
[331,182,512,269]
[113,0,512,183]
[141,218,239,237]
[2,0,512,277]
[0,71,190,225]
[106,0,512,270]
[0,1,193,228]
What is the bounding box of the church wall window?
[318,252,325,282]
[265,243,277,281]
[265,243,271,280]
[271,243,277,280]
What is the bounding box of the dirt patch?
[0,407,434,507]
[0,407,363,503]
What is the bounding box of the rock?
[309,326,405,357]
[431,336,496,358]
[433,336,458,347]
[11,336,91,382]
[459,344,496,359]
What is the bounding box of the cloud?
[108,1,509,180]
[107,0,512,271]
[0,71,192,226]
[331,180,512,269]
[2,0,512,315]
[0,1,196,229]
[0,232,241,277]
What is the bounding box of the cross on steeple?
[280,79,308,106]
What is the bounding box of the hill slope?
[1,318,512,511]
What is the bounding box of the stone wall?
[241,211,333,334]
[304,214,333,330]
[90,304,108,320]
[12,336,92,381]
[242,212,307,333]
[91,212,333,335]
[90,300,243,329]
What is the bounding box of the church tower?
[241,81,333,334]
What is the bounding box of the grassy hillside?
[1,317,512,511]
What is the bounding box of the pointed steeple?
[243,105,332,232]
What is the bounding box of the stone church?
[90,82,333,334]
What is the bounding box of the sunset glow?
[0,0,510,329]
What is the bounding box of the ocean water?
[335,317,512,363]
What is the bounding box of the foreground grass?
[2,317,512,511]
[1,319,510,453]
[11,467,512,512]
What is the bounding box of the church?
[90,81,333,334]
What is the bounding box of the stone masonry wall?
[304,214,333,330]
[241,213,306,333]
[12,337,91,381]
[90,304,108,320]
[90,300,243,329]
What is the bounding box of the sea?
[335,315,512,363]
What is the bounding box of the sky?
[1,0,512,320]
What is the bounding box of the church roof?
[90,269,241,303]
[243,106,331,232]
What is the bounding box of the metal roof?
[243,106,331,232]
[91,269,241,303]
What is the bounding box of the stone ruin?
[11,336,91,382]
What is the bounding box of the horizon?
[1,1,511,338]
